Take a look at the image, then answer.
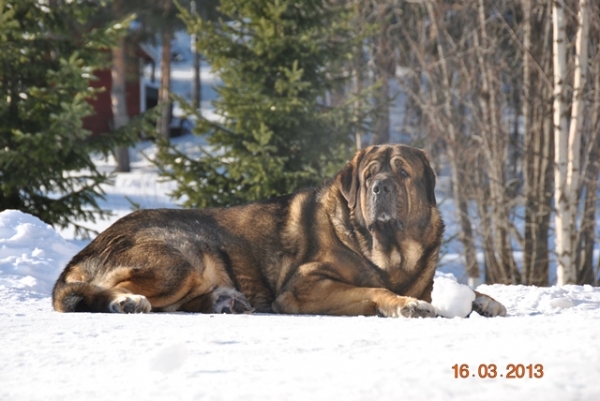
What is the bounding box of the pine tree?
[0,0,139,237]
[155,0,368,208]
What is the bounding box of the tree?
[112,0,132,172]
[521,0,554,286]
[424,1,482,286]
[127,0,206,140]
[155,0,174,140]
[371,1,393,145]
[391,0,599,286]
[0,0,137,237]
[190,0,201,110]
[155,0,367,207]
[553,0,592,285]
[189,0,220,110]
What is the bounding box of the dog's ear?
[416,149,437,207]
[336,149,365,209]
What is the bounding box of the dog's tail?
[52,281,104,312]
[52,268,112,313]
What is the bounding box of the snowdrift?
[0,210,79,294]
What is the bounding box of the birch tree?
[553,0,590,285]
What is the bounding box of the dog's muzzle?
[368,178,404,231]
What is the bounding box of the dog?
[52,144,506,318]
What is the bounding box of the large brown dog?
[52,144,505,317]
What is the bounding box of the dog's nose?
[372,178,392,195]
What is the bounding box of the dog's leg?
[53,281,152,313]
[376,296,437,318]
[54,215,247,314]
[175,288,254,313]
[211,287,254,314]
[108,292,152,313]
[471,291,507,317]
[273,276,436,318]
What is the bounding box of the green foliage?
[155,0,368,208]
[0,0,140,237]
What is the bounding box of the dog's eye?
[365,164,378,181]
[393,159,408,176]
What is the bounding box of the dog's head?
[337,144,436,230]
[335,144,440,268]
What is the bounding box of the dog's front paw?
[472,293,506,317]
[109,294,152,313]
[378,298,437,318]
[401,299,437,318]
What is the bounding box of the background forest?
[1,0,599,287]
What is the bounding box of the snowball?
[431,276,476,318]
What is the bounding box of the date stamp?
[452,364,544,379]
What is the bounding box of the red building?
[83,44,157,136]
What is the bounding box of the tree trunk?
[191,1,201,111]
[554,0,589,285]
[473,157,502,284]
[577,56,600,285]
[552,0,570,286]
[567,0,590,284]
[111,41,130,173]
[475,0,518,284]
[353,58,363,150]
[522,0,553,286]
[371,3,391,145]
[157,19,173,140]
[425,2,480,285]
[566,0,589,203]
[372,73,390,145]
[579,155,599,284]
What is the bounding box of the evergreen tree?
[155,0,368,207]
[0,0,139,237]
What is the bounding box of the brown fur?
[52,144,505,318]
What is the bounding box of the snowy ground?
[1,285,599,401]
[1,33,599,400]
[1,201,600,401]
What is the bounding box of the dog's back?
[52,195,306,314]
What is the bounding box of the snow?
[1,212,600,401]
[0,210,79,293]
[1,33,599,401]
[431,276,476,318]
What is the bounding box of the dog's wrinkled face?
[338,145,437,243]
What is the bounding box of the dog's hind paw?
[212,288,254,314]
[109,294,152,314]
